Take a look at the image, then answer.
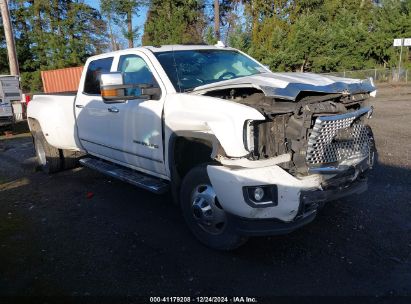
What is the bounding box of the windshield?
[154,50,265,92]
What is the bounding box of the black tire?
[180,164,247,250]
[33,131,62,174]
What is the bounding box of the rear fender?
[27,95,81,150]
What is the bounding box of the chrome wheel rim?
[191,184,226,235]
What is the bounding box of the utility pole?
[214,0,220,41]
[0,0,19,76]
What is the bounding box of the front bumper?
[207,157,372,232]
[207,164,321,222]
[226,176,368,236]
[227,211,317,237]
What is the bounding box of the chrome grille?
[306,107,372,165]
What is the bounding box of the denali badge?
[133,140,159,149]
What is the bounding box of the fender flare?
[167,131,223,204]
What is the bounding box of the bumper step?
[79,158,169,194]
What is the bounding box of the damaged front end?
[202,85,377,190]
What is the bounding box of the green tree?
[210,0,241,43]
[227,24,251,52]
[204,26,217,45]
[142,0,206,45]
[239,0,411,72]
[64,1,108,66]
[101,0,146,48]
[366,0,411,68]
[6,0,108,92]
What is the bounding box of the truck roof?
[143,44,235,52]
[87,44,236,61]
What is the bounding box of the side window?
[83,57,114,95]
[118,55,159,87]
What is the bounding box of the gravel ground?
[0,84,410,298]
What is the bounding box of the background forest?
[1,0,411,92]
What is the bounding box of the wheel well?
[172,136,214,181]
[28,117,41,132]
[30,117,81,172]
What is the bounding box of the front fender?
[164,93,265,158]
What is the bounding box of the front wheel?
[180,165,247,250]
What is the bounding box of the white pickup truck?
[27,44,377,250]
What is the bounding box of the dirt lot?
[0,84,410,298]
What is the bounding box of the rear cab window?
[83,57,114,95]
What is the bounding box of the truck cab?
[27,45,377,250]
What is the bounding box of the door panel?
[76,95,114,158]
[109,53,166,175]
[108,98,165,173]
[75,57,114,158]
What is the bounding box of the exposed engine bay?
[202,87,376,176]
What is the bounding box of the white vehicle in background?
[27,44,377,250]
[0,75,21,127]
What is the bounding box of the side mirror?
[100,72,161,101]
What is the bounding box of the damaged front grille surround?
[240,93,375,175]
[306,107,374,167]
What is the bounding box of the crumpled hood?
[193,72,376,100]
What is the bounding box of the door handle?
[75,104,84,108]
[108,106,119,113]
